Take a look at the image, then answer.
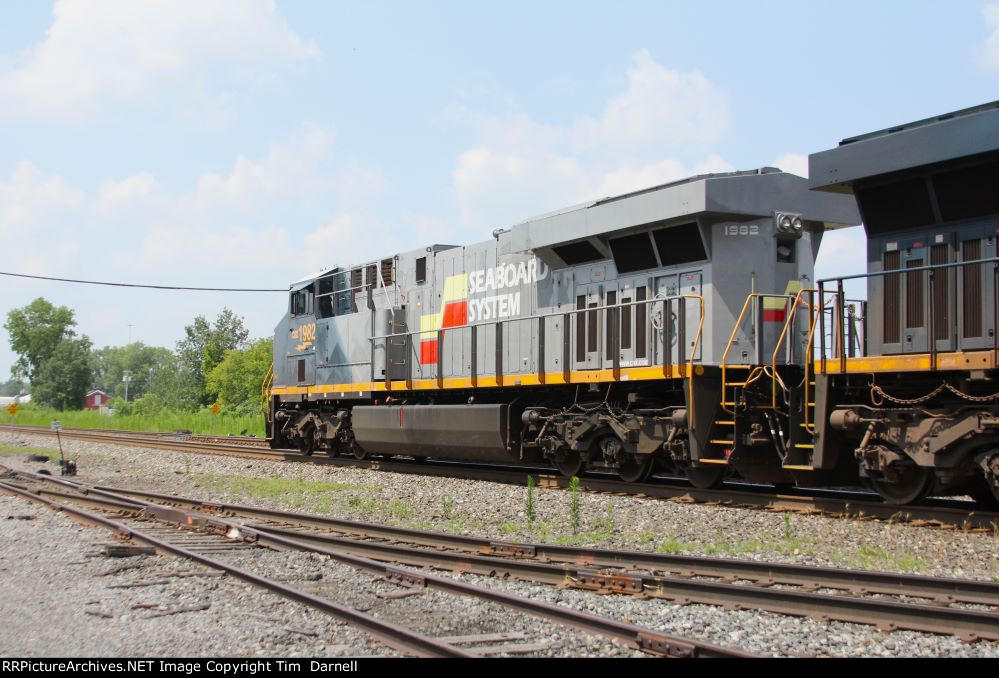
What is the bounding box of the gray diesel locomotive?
[266,100,999,506]
[267,168,859,488]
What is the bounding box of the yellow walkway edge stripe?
[272,364,698,396]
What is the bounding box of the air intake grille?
[931,244,949,341]
[963,239,983,338]
[884,252,901,344]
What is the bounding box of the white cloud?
[191,124,334,211]
[571,50,729,154]
[451,51,735,229]
[593,154,736,198]
[980,3,999,70]
[117,224,295,277]
[303,213,457,272]
[0,161,84,233]
[0,0,317,117]
[335,165,388,210]
[96,171,166,212]
[0,162,84,279]
[772,153,809,178]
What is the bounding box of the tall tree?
[0,379,28,397]
[206,338,274,412]
[31,336,93,410]
[92,342,175,401]
[4,298,78,381]
[176,308,250,405]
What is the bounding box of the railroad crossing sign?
[6,404,18,416]
[210,403,221,415]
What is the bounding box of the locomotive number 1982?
[724,224,760,236]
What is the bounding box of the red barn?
[84,390,110,410]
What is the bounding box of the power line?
[0,270,286,292]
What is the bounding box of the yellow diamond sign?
[6,404,18,416]
[210,403,221,415]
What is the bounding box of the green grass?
[656,535,697,554]
[0,443,61,460]
[389,499,414,520]
[196,472,368,502]
[836,544,928,573]
[11,404,266,437]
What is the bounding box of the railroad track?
[9,424,999,530]
[6,467,999,647]
[0,467,747,658]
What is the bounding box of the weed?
[656,536,694,554]
[344,495,379,514]
[500,522,519,535]
[526,475,537,524]
[390,499,414,520]
[782,514,792,540]
[569,476,581,535]
[441,494,453,520]
[639,530,656,544]
[602,500,615,534]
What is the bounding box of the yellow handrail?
[719,293,785,414]
[769,288,818,409]
[260,362,274,422]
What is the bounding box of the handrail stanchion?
[928,269,937,370]
[837,280,847,374]
[537,316,545,384]
[495,322,504,385]
[437,328,445,388]
[611,306,620,380]
[678,297,687,378]
[663,298,673,378]
[405,334,413,389]
[471,325,478,387]
[818,281,827,375]
[562,312,571,383]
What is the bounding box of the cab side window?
[291,290,310,316]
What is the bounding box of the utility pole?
[123,371,132,402]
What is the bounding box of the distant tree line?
[3,298,272,414]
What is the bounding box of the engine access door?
[574,283,602,370]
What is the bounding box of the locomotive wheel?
[967,477,999,510]
[869,462,934,506]
[972,453,999,509]
[554,451,585,478]
[353,447,368,461]
[299,428,317,456]
[684,465,726,489]
[618,454,654,483]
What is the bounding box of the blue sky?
[2,0,998,378]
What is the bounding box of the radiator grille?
[963,239,983,338]
[884,252,901,343]
[931,244,949,341]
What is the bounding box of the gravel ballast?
[1,432,998,657]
